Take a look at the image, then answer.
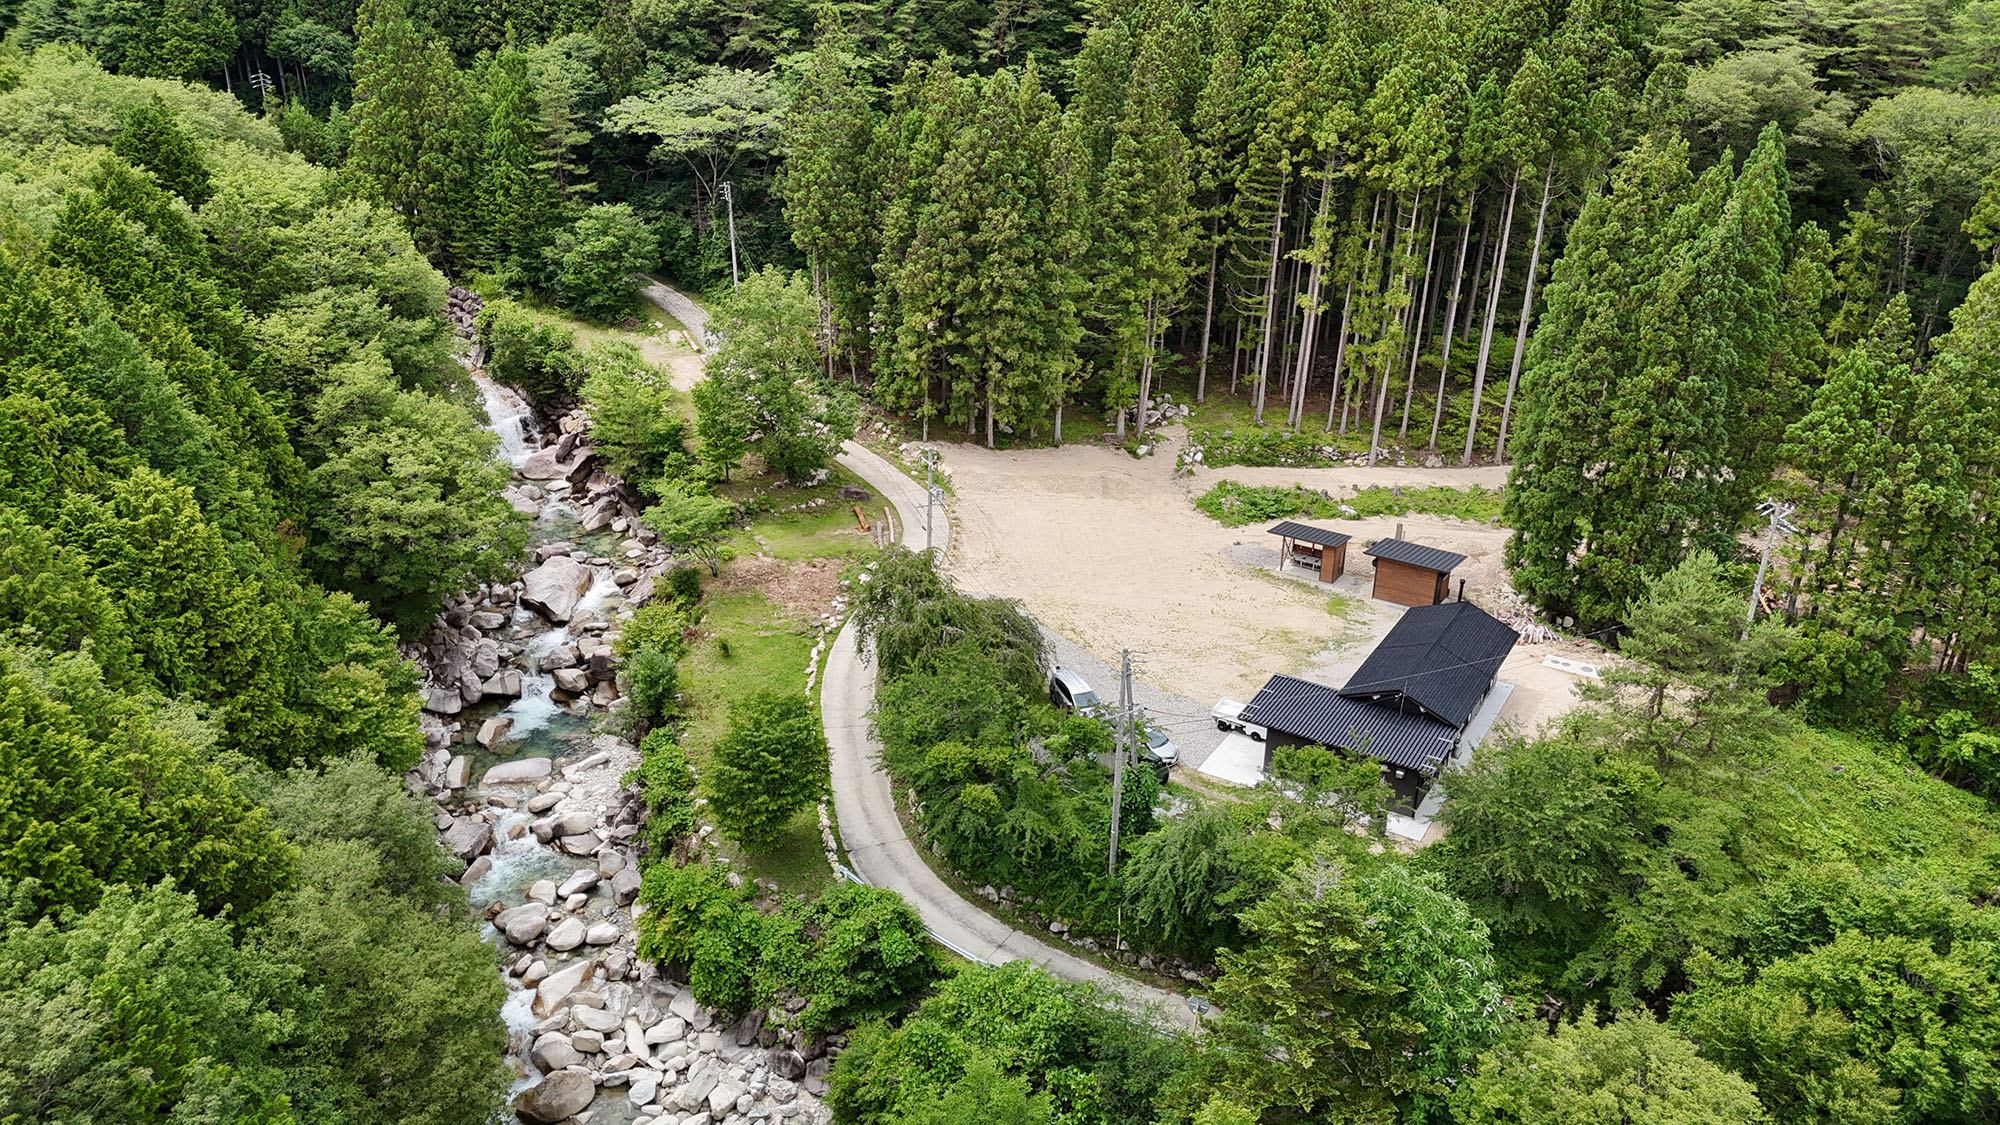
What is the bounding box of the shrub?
[760,882,936,1032]
[637,731,697,851]
[666,565,703,605]
[1193,479,1504,528]
[477,299,583,401]
[635,861,765,1012]
[626,646,679,726]
[581,342,693,482]
[706,691,829,851]
[615,600,698,664]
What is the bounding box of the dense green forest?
[11,0,2000,1122]
[0,54,521,1121]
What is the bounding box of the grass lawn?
[719,465,888,563]
[676,584,833,897]
[499,294,700,367]
[665,463,900,899]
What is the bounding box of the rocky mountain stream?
[399,292,835,1125]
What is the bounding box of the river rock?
[482,669,523,698]
[496,903,548,944]
[423,687,464,715]
[552,667,589,694]
[646,1017,686,1045]
[443,817,492,862]
[513,1068,596,1124]
[608,856,640,900]
[573,1005,622,1033]
[557,870,599,898]
[519,445,569,481]
[483,757,554,785]
[556,810,594,836]
[527,791,564,813]
[531,1032,582,1072]
[676,1068,720,1113]
[570,1027,604,1052]
[458,854,492,887]
[768,1047,806,1080]
[443,754,471,788]
[476,717,515,748]
[709,1079,748,1118]
[521,556,595,623]
[533,957,599,1017]
[585,921,620,945]
[541,643,578,670]
[527,879,558,905]
[560,833,599,856]
[471,639,502,679]
[579,496,619,532]
[545,917,587,951]
[628,1072,660,1108]
[469,610,508,631]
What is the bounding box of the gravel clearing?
[940,427,1601,760]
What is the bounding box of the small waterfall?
[473,372,541,469]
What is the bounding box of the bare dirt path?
[938,426,1595,744]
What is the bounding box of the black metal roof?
[1363,538,1468,574]
[1241,674,1461,773]
[1338,601,1518,728]
[1268,521,1352,549]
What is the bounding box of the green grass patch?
[675,585,831,896]
[717,466,889,562]
[1195,479,1506,528]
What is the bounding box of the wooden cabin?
[1269,521,1351,583]
[1364,538,1467,607]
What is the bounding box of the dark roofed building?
[1269,521,1352,583]
[1339,601,1518,728]
[1243,601,1518,807]
[1363,538,1468,607]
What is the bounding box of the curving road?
[825,444,1196,1031]
[633,276,1191,1028]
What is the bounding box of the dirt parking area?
[940,426,1600,760]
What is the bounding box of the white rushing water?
[489,560,622,743]
[472,371,541,469]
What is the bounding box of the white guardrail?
[834,862,993,967]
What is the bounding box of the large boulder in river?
[443,817,493,862]
[495,902,548,944]
[520,556,595,623]
[514,1068,596,1124]
[519,445,568,481]
[483,757,554,785]
[423,687,464,716]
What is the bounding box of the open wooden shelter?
[1269,521,1352,583]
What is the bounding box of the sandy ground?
[940,425,1599,752]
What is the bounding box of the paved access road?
[636,275,709,341]
[626,277,1194,1028]
[824,444,1196,1031]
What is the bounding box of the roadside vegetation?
[1195,480,1506,528]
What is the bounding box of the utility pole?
[922,449,941,552]
[1109,649,1134,875]
[1746,499,1799,633]
[720,181,741,295]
